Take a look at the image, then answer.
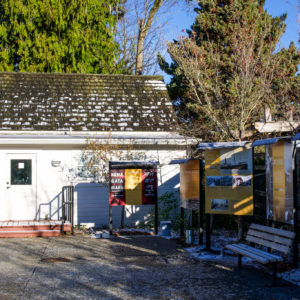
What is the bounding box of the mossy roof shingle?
[0,72,177,131]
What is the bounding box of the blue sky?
[166,0,299,47]
[161,0,299,79]
[264,0,299,48]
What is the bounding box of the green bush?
[149,191,181,232]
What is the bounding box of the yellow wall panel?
[180,160,200,200]
[205,148,253,215]
[272,140,286,222]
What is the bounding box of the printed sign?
[205,147,253,215]
[109,168,157,206]
[180,160,200,210]
[266,140,294,224]
[109,169,125,206]
[143,169,157,205]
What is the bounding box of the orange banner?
[125,169,142,205]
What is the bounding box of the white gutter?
[0,131,198,146]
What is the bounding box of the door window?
[11,160,32,185]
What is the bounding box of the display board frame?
[203,145,254,216]
[108,161,159,235]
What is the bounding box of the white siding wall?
[76,149,185,227]
[0,147,185,227]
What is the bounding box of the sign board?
[266,140,294,224]
[109,167,157,206]
[180,160,200,210]
[205,146,253,215]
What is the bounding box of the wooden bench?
[225,223,296,285]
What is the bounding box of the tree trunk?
[136,20,146,75]
[135,0,164,75]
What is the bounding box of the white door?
[3,153,37,220]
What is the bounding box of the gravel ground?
[0,234,299,300]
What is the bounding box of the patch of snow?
[279,266,300,286]
[184,231,300,287]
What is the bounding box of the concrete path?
[0,235,299,299]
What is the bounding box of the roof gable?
[0,72,177,132]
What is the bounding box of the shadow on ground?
[0,235,299,299]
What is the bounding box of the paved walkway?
[0,235,299,299]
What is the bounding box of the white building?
[0,72,194,227]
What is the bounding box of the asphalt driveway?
[0,234,299,299]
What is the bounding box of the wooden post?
[155,202,158,235]
[71,185,74,235]
[199,159,204,245]
[205,213,211,250]
[238,254,242,270]
[264,106,272,122]
[293,149,299,267]
[120,206,125,229]
[109,205,113,235]
[272,262,278,286]
[180,207,184,239]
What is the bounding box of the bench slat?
[249,224,295,239]
[226,244,270,264]
[236,244,283,262]
[247,229,293,247]
[246,235,290,254]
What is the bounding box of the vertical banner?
[296,150,300,222]
[205,147,253,215]
[180,160,200,210]
[109,169,125,206]
[142,169,157,204]
[267,140,294,224]
[125,169,143,205]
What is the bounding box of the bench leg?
[238,254,242,270]
[272,262,277,286]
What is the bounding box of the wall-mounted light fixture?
[51,160,61,167]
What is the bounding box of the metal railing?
[61,185,74,235]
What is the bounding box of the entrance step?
[0,230,61,238]
[0,221,72,238]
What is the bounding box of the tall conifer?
[0,0,121,73]
[159,0,299,140]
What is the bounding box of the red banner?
[142,169,157,205]
[109,169,125,206]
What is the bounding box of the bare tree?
[116,0,195,74]
[83,136,145,184]
[83,135,146,228]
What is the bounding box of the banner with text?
[109,168,157,206]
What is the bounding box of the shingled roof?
[0,72,178,131]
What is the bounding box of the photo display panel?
[205,147,253,215]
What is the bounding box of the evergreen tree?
[0,0,121,73]
[159,0,300,140]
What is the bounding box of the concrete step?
[0,230,61,238]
